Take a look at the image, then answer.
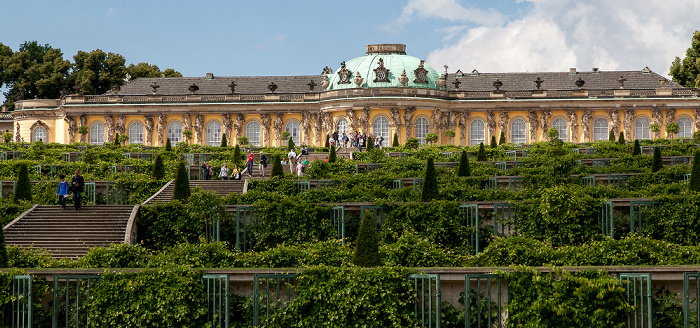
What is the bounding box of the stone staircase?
[142,179,247,205]
[4,205,137,259]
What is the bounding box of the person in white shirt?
[218,162,230,180]
[287,149,297,173]
[296,161,304,176]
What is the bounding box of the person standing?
[246,150,254,178]
[287,148,297,174]
[71,169,84,210]
[219,162,230,180]
[259,151,268,177]
[56,174,69,210]
[201,162,210,180]
[342,132,349,148]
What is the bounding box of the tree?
[670,31,700,87]
[490,135,497,148]
[220,133,227,147]
[444,129,455,141]
[173,161,190,202]
[666,123,680,139]
[287,136,295,151]
[328,145,337,163]
[632,139,641,156]
[2,131,12,143]
[547,127,559,141]
[182,130,193,144]
[618,131,625,145]
[476,142,487,161]
[14,164,31,203]
[280,131,290,147]
[69,49,127,95]
[153,154,165,180]
[271,155,284,178]
[78,126,88,142]
[690,151,700,192]
[126,62,182,80]
[392,133,399,147]
[421,157,439,202]
[539,185,594,247]
[118,134,129,146]
[165,138,172,151]
[351,211,381,267]
[424,133,437,145]
[238,136,248,146]
[366,136,374,151]
[233,144,242,165]
[457,150,470,177]
[325,134,330,148]
[499,131,506,145]
[652,146,663,172]
[609,130,615,142]
[405,137,419,149]
[114,132,120,146]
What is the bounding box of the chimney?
[592,68,599,73]
[205,73,215,79]
[569,68,577,75]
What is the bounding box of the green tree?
[490,135,497,148]
[392,133,399,147]
[78,125,88,142]
[476,142,487,161]
[444,129,455,141]
[325,134,330,148]
[632,139,641,156]
[270,155,284,178]
[618,131,625,145]
[405,137,419,149]
[424,133,437,145]
[114,132,120,146]
[238,136,248,146]
[118,134,129,146]
[539,185,594,247]
[690,151,700,192]
[69,49,127,95]
[232,144,242,165]
[153,154,165,180]
[499,131,506,145]
[457,150,470,177]
[609,130,615,142]
[126,62,182,80]
[328,145,337,163]
[666,123,680,139]
[366,136,374,151]
[547,127,559,141]
[165,138,172,151]
[182,130,192,144]
[421,157,439,202]
[2,131,11,143]
[220,133,227,147]
[351,211,381,267]
[670,31,700,87]
[287,136,295,151]
[652,146,663,172]
[173,161,190,202]
[14,163,31,203]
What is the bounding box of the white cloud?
[423,0,700,75]
[381,0,505,33]
[107,8,116,16]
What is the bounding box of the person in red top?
[246,150,254,178]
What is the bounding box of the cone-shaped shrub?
[651,146,662,172]
[114,133,120,146]
[421,157,439,202]
[287,137,295,151]
[328,145,337,163]
[458,150,470,177]
[351,211,381,267]
[690,151,700,192]
[609,130,615,142]
[476,142,487,161]
[173,161,190,202]
[499,131,506,145]
[392,133,399,147]
[220,133,227,147]
[153,154,165,180]
[366,137,374,151]
[233,144,242,165]
[165,138,172,151]
[14,164,31,203]
[632,140,641,156]
[325,134,330,148]
[618,132,625,145]
[0,224,7,267]
[490,135,497,148]
[271,155,284,178]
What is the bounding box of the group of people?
[328,131,384,152]
[200,150,268,180]
[55,169,84,210]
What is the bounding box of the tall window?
[246,121,261,146]
[678,117,693,138]
[128,122,144,145]
[206,121,222,146]
[285,121,301,145]
[593,118,609,141]
[372,117,390,146]
[336,118,348,136]
[470,119,485,145]
[32,126,47,143]
[510,118,527,144]
[167,122,183,144]
[415,117,430,144]
[552,118,568,141]
[634,117,650,140]
[89,122,105,144]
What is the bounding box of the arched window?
[678,117,693,138]
[510,118,527,144]
[128,122,144,145]
[634,117,650,140]
[593,118,609,141]
[336,118,348,136]
[552,118,568,141]
[89,122,105,144]
[415,117,430,144]
[246,121,261,146]
[206,121,222,146]
[32,126,47,143]
[469,119,485,145]
[285,121,301,145]
[167,122,182,144]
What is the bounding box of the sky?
[1,0,699,102]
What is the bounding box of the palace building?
[10,44,700,147]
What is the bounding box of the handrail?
[3,204,39,230]
[124,204,140,244]
[141,179,174,205]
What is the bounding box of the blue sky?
[1,0,699,101]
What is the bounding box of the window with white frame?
[552,118,568,141]
[32,126,47,143]
[593,118,609,141]
[128,122,144,144]
[634,117,650,140]
[285,121,301,145]
[510,118,527,144]
[372,116,390,146]
[415,117,429,144]
[89,122,105,144]
[678,117,693,138]
[470,119,485,145]
[167,122,183,144]
[246,121,261,146]
[206,121,222,146]
[336,118,348,136]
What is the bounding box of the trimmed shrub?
[392,133,399,147]
[271,155,284,178]
[352,211,381,267]
[618,131,625,144]
[165,138,172,151]
[328,145,337,163]
[609,129,615,142]
[421,157,439,202]
[220,133,227,147]
[457,150,470,177]
[632,139,641,156]
[114,133,120,146]
[652,146,662,172]
[287,137,295,151]
[690,151,700,192]
[325,134,330,147]
[476,142,487,161]
[14,164,31,203]
[173,161,190,202]
[233,144,242,165]
[499,131,506,145]
[153,154,165,180]
[366,136,374,151]
[490,135,497,148]
[405,137,419,149]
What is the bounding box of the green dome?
[326,44,441,91]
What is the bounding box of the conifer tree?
[609,130,615,142]
[271,155,284,178]
[618,132,625,145]
[0,224,7,267]
[328,145,337,163]
[476,142,487,161]
[287,137,295,151]
[499,131,506,145]
[651,146,663,172]
[173,161,190,202]
[114,132,120,146]
[366,136,374,151]
[13,164,31,203]
[392,133,399,147]
[632,140,641,156]
[490,135,497,148]
[325,134,330,148]
[421,157,439,202]
[689,151,700,192]
[233,144,242,165]
[165,138,172,151]
[220,133,227,147]
[457,150,470,177]
[153,154,165,180]
[351,211,381,267]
